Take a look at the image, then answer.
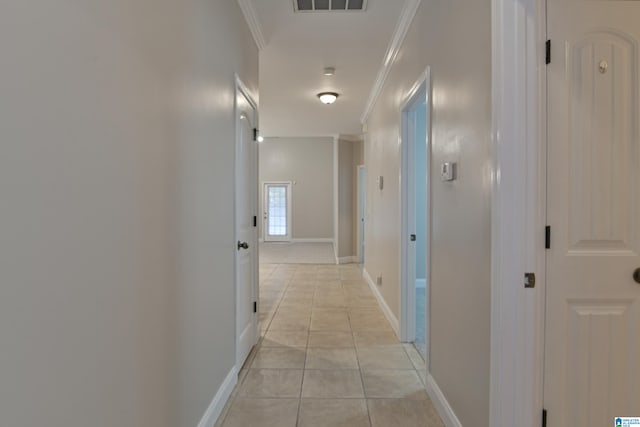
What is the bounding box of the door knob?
[634,268,640,284]
[237,241,249,250]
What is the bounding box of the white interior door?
[545,1,640,425]
[235,79,258,369]
[263,182,292,242]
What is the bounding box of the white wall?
[363,0,492,426]
[176,1,258,426]
[0,1,257,426]
[259,137,333,240]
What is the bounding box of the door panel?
[545,1,640,425]
[235,86,258,369]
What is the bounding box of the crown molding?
[360,0,422,124]
[237,0,267,51]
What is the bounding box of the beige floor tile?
[349,314,393,331]
[310,313,351,331]
[269,314,311,331]
[251,347,306,369]
[353,330,400,346]
[305,348,359,370]
[367,399,444,427]
[301,369,365,398]
[262,330,309,347]
[356,346,414,370]
[361,370,428,399]
[280,296,315,306]
[308,331,354,347]
[346,295,379,307]
[298,399,370,427]
[275,305,312,316]
[239,369,303,398]
[220,398,299,427]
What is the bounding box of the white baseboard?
[337,256,358,264]
[290,238,334,243]
[362,268,400,336]
[425,374,463,427]
[416,278,426,289]
[197,366,238,427]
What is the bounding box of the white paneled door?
[235,79,258,369]
[545,1,640,425]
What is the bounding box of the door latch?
[524,272,536,289]
[410,234,416,242]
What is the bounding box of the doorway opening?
[357,165,366,264]
[400,68,432,364]
[263,182,292,242]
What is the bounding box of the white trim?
[490,0,545,426]
[425,374,463,427]
[337,256,358,264]
[337,134,364,142]
[363,268,400,337]
[399,68,432,358]
[197,366,239,427]
[290,238,334,244]
[236,0,267,51]
[234,74,258,110]
[360,0,422,124]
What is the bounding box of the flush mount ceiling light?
[323,67,335,76]
[317,92,339,104]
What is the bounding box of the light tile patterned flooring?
[259,242,336,264]
[216,263,444,427]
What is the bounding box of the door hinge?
[253,216,257,227]
[542,409,547,427]
[545,225,551,249]
[545,40,551,65]
[253,128,258,141]
[253,301,257,313]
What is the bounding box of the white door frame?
[400,68,432,363]
[262,181,293,242]
[356,165,366,264]
[490,0,546,426]
[234,75,259,370]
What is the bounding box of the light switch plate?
[441,162,456,181]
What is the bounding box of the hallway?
[216,263,443,426]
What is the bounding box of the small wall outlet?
[376,276,383,286]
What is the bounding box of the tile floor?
[259,242,336,264]
[215,263,444,427]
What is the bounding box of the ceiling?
[249,0,405,137]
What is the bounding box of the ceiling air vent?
[294,0,367,12]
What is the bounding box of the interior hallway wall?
[0,1,258,426]
[337,139,355,259]
[259,137,333,240]
[363,0,492,425]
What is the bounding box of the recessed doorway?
[263,182,292,242]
